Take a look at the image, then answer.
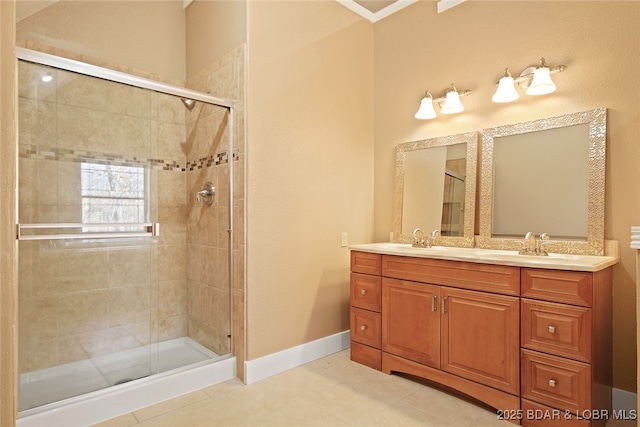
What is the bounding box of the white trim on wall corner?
[244,331,350,385]
[183,0,194,10]
[437,0,467,14]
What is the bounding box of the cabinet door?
[441,287,520,395]
[382,278,440,368]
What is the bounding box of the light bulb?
[414,93,437,119]
[526,60,556,95]
[441,88,464,114]
[492,69,519,103]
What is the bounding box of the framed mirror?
[393,131,478,247]
[478,108,607,255]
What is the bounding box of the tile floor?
[93,350,636,427]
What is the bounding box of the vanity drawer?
[381,255,520,296]
[521,399,591,427]
[522,269,592,307]
[521,349,591,412]
[350,341,381,371]
[351,251,382,275]
[522,299,592,362]
[351,273,381,312]
[350,307,381,349]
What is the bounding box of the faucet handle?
[427,230,441,247]
[518,232,537,255]
[538,233,551,256]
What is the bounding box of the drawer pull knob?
[548,325,556,334]
[549,379,557,387]
[360,289,367,295]
[360,325,367,331]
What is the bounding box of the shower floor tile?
[19,337,219,412]
[19,360,110,411]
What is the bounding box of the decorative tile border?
[18,144,236,171]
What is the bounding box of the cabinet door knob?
[548,325,556,334]
[360,289,367,295]
[548,379,557,387]
[432,295,438,312]
[360,325,367,331]
[441,296,448,314]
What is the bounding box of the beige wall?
[373,1,640,392]
[246,1,374,360]
[185,0,246,80]
[16,0,186,81]
[0,0,17,424]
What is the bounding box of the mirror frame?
[393,131,478,248]
[477,108,607,255]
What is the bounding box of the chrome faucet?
[518,232,550,256]
[537,232,551,256]
[412,228,440,248]
[412,228,427,248]
[427,229,441,247]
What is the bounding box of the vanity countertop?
[349,242,619,272]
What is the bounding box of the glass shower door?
[17,60,160,410]
[17,54,233,413]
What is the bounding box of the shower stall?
[16,47,236,417]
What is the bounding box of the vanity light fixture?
[492,69,519,103]
[414,91,437,119]
[440,84,466,114]
[492,58,566,103]
[526,58,558,95]
[414,84,471,119]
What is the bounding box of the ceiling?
[16,0,467,25]
[353,1,399,14]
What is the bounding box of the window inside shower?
[81,163,148,232]
[17,56,233,414]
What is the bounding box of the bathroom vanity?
[349,244,618,427]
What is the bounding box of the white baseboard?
[613,388,637,412]
[244,331,350,384]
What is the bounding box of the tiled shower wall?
[185,44,246,364]
[16,42,246,377]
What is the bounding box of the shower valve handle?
[195,182,215,206]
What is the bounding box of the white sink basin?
[367,242,447,251]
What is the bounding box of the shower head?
[181,98,196,111]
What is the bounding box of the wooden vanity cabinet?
[350,251,613,427]
[349,251,383,370]
[520,268,612,427]
[381,278,520,395]
[351,252,522,412]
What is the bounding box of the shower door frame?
[15,46,236,389]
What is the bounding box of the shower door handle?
[16,223,160,240]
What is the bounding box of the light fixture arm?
[495,58,566,87]
[431,84,472,103]
[495,66,565,86]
